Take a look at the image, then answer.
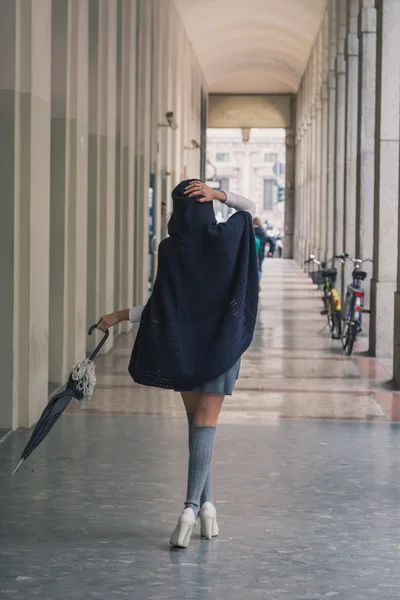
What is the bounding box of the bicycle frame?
[341,254,371,355]
[343,259,366,331]
[305,254,343,338]
[328,282,342,313]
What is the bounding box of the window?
[263,179,275,210]
[264,152,278,163]
[219,177,230,192]
[216,153,230,162]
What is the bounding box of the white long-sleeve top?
[224,191,256,218]
[129,305,144,323]
[128,190,255,324]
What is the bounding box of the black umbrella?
[12,324,109,474]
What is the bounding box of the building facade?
[207,128,286,226]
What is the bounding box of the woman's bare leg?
[181,391,202,415]
[193,392,224,426]
[180,392,225,425]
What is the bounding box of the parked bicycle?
[305,254,345,340]
[341,254,372,356]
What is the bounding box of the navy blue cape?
[128,180,259,390]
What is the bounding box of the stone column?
[114,0,137,335]
[301,85,307,263]
[302,80,308,264]
[319,12,330,259]
[294,89,303,263]
[0,1,52,429]
[356,0,377,317]
[0,1,16,430]
[326,0,337,262]
[334,0,347,296]
[150,0,165,286]
[309,48,318,257]
[166,9,176,199]
[49,0,89,385]
[284,113,295,259]
[344,0,360,262]
[314,33,323,259]
[299,78,306,263]
[370,0,400,359]
[305,52,313,259]
[87,0,117,353]
[134,0,152,305]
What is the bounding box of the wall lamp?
[242,128,251,143]
[184,139,200,150]
[158,111,178,131]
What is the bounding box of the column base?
[393,292,400,388]
[283,234,294,259]
[370,279,395,359]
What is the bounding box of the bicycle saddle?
[352,269,367,280]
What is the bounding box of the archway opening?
[206,127,286,257]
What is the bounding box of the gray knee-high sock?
[185,425,216,512]
[186,413,213,506]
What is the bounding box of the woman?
[97,180,258,548]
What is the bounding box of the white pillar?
[319,11,330,259]
[356,0,377,320]
[304,68,312,261]
[294,85,302,262]
[134,0,152,305]
[114,0,137,334]
[0,1,52,429]
[294,90,303,263]
[326,0,337,261]
[308,49,316,257]
[314,33,323,259]
[87,0,117,353]
[49,0,89,385]
[344,0,359,262]
[334,0,347,296]
[284,97,296,259]
[370,0,400,359]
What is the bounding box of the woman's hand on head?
[184,181,215,203]
[97,312,120,332]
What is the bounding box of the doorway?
[206,128,286,256]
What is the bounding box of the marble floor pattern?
[1,260,400,600]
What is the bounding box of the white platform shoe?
[199,502,219,539]
[170,508,197,548]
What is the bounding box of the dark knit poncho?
[128,180,259,391]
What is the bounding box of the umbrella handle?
[88,324,109,361]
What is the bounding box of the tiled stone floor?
[0,429,10,443]
[1,260,400,599]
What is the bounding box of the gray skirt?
[182,359,241,395]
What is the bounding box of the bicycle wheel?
[331,309,342,340]
[343,321,357,356]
